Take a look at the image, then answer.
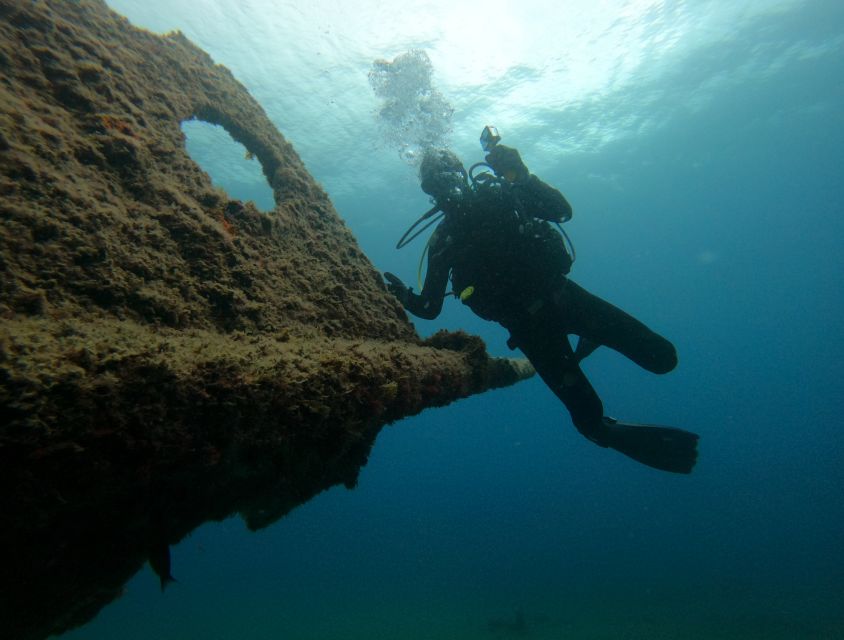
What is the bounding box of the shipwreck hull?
[0,2,532,638]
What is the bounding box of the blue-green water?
[65,1,844,638]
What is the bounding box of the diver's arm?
[384,229,450,320]
[485,145,573,222]
[514,175,573,223]
[404,229,450,319]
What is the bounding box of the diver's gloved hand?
[384,272,410,306]
[485,145,529,183]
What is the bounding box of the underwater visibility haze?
[35,0,844,637]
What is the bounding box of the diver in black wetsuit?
[384,136,699,474]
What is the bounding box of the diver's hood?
[420,149,467,201]
[422,170,469,209]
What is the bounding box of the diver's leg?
[556,280,677,374]
[509,324,608,445]
[511,317,699,473]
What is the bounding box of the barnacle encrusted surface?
[0,2,532,638]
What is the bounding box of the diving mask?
[421,168,468,205]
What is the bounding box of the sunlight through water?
[106,0,810,198]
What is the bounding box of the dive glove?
[485,145,529,183]
[384,272,410,306]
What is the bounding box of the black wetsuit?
[404,174,677,444]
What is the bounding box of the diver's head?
[419,148,468,209]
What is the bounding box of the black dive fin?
[603,417,699,474]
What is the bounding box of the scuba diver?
[384,127,699,474]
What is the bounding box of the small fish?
[148,542,177,591]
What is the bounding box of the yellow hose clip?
[459,286,475,302]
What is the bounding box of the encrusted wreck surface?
[0,2,533,638]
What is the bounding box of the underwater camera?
[480,125,501,151]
